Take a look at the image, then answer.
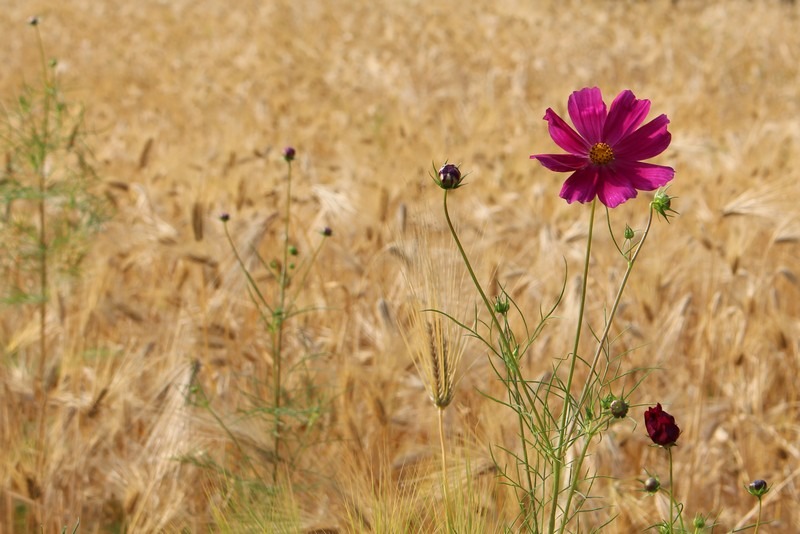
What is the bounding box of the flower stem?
[567,208,654,466]
[442,190,536,505]
[668,447,675,532]
[549,198,596,533]
[442,191,506,354]
[33,22,53,481]
[754,497,762,534]
[272,157,293,483]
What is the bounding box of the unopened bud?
[652,188,678,223]
[623,224,634,240]
[644,477,660,494]
[610,399,629,419]
[494,296,510,315]
[748,479,769,497]
[437,163,462,189]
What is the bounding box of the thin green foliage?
[439,174,670,531]
[0,18,108,531]
[188,147,332,528]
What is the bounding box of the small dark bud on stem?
[748,479,769,497]
[644,477,660,494]
[610,399,629,418]
[437,163,462,189]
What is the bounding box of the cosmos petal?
[614,115,672,160]
[567,87,606,144]
[613,160,675,190]
[542,108,589,155]
[559,165,600,204]
[596,167,638,208]
[603,90,651,146]
[530,153,588,172]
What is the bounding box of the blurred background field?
[1,0,799,531]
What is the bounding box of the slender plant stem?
[559,425,599,530]
[754,497,762,534]
[438,406,452,532]
[442,191,506,354]
[549,199,596,533]
[33,24,52,483]
[556,207,656,534]
[442,190,536,506]
[273,158,293,483]
[668,447,675,532]
[573,208,655,419]
[286,232,327,313]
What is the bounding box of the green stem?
[442,191,505,353]
[556,207,656,534]
[559,418,606,529]
[549,199,596,533]
[33,22,52,479]
[273,158,293,483]
[559,208,654,532]
[442,190,536,505]
[286,231,328,314]
[754,497,762,534]
[571,208,655,425]
[668,447,675,532]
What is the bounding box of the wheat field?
[1,0,799,532]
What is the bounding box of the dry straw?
[398,230,468,411]
[3,0,800,530]
[396,219,470,527]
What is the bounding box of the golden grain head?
[398,221,469,410]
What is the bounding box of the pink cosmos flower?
[530,87,674,208]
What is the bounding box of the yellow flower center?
[589,142,614,165]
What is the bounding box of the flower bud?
[644,477,660,494]
[693,514,707,529]
[322,226,333,237]
[219,212,230,222]
[623,224,634,240]
[282,146,296,162]
[437,163,462,189]
[494,295,510,315]
[28,16,39,26]
[288,245,298,256]
[644,403,681,447]
[610,399,629,419]
[748,479,769,497]
[652,188,678,223]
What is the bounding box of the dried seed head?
[398,229,468,410]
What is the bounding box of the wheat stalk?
[397,224,469,529]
